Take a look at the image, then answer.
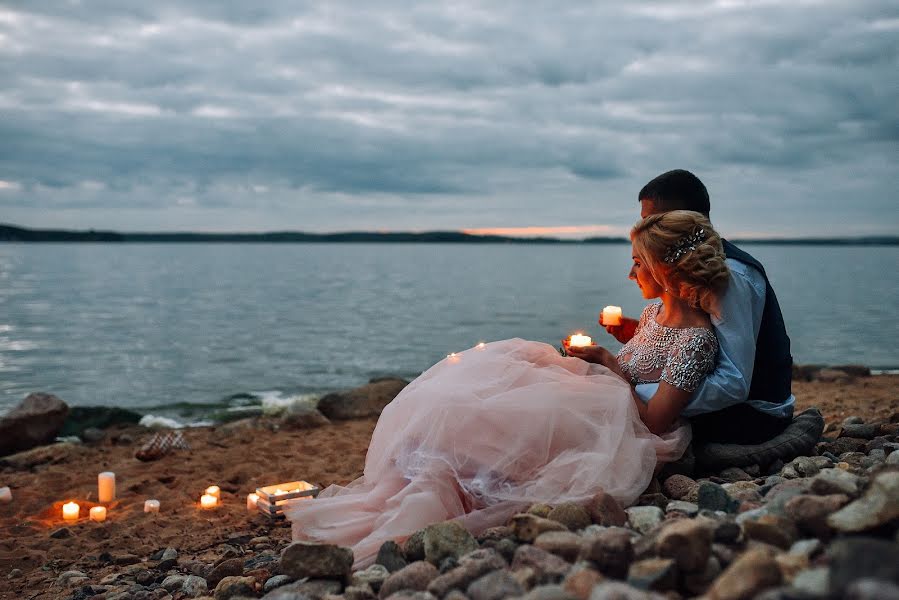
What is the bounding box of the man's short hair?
[639,169,711,216]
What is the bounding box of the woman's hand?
[599,315,639,343]
[563,343,620,371]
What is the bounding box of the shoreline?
[1,373,897,598]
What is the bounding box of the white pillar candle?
[200,494,217,509]
[89,506,107,522]
[476,342,486,349]
[246,493,259,512]
[98,472,116,503]
[62,502,80,521]
[205,485,221,500]
[568,334,593,347]
[601,306,622,326]
[0,487,11,503]
[144,499,160,513]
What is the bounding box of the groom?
[613,169,797,447]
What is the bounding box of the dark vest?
[722,240,793,402]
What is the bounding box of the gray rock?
[842,415,865,427]
[214,575,256,600]
[626,558,677,592]
[379,561,439,599]
[7,568,22,579]
[57,570,88,586]
[0,392,69,456]
[262,575,292,593]
[718,467,753,482]
[520,583,577,600]
[828,537,899,596]
[264,578,342,599]
[584,491,627,527]
[789,538,824,559]
[466,570,524,600]
[655,517,715,572]
[705,548,782,600]
[841,423,880,439]
[423,521,478,566]
[579,527,634,579]
[889,450,899,465]
[208,558,244,588]
[845,578,899,600]
[624,506,663,534]
[353,564,390,592]
[697,482,738,513]
[511,545,571,585]
[377,540,408,573]
[827,470,899,532]
[662,474,699,501]
[426,548,506,598]
[547,503,591,531]
[181,575,208,598]
[791,567,830,597]
[665,501,698,516]
[810,468,861,496]
[404,530,427,562]
[318,378,409,420]
[279,404,330,429]
[280,541,354,580]
[589,581,666,599]
[534,531,583,562]
[50,527,73,539]
[162,575,188,592]
[345,583,378,600]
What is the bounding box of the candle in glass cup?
[205,485,220,500]
[0,486,11,503]
[144,499,160,513]
[62,502,80,521]
[89,506,107,522]
[98,472,116,503]
[200,494,217,509]
[601,306,622,326]
[568,334,593,347]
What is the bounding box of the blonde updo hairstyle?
[630,210,729,316]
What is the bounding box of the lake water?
[1,243,897,420]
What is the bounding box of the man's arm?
[680,260,766,418]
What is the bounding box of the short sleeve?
[661,329,719,392]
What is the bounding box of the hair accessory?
[663,227,706,264]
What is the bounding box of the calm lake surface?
[1,243,897,418]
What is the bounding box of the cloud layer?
[1,1,897,236]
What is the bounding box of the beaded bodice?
[616,303,718,392]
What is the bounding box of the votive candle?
[144,499,160,513]
[246,493,259,512]
[200,494,217,509]
[569,334,593,347]
[601,306,623,326]
[0,486,11,503]
[62,502,80,521]
[98,472,116,503]
[205,485,221,500]
[90,506,107,522]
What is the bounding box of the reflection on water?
[0,243,897,414]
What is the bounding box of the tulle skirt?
[285,339,690,567]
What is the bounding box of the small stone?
[511,545,571,584]
[662,474,698,500]
[842,416,865,426]
[345,583,378,600]
[784,493,849,537]
[280,541,354,580]
[213,575,255,600]
[584,492,627,527]
[712,519,742,544]
[207,558,243,588]
[718,467,752,482]
[682,556,721,596]
[665,500,699,516]
[162,575,188,592]
[625,506,663,534]
[827,470,899,532]
[697,482,738,513]
[810,468,861,496]
[828,537,899,597]
[57,570,88,586]
[7,568,22,579]
[269,579,342,599]
[423,521,478,565]
[379,561,439,599]
[353,564,390,592]
[426,548,507,598]
[376,540,408,573]
[791,567,830,597]
[113,553,141,565]
[562,563,604,600]
[181,575,208,598]
[841,423,880,439]
[705,548,782,600]
[511,513,568,543]
[589,581,667,599]
[655,517,715,572]
[635,493,668,510]
[547,503,592,531]
[626,558,677,592]
[263,574,292,593]
[534,530,584,562]
[466,570,524,600]
[742,514,798,549]
[50,527,73,539]
[82,427,106,442]
[788,538,823,559]
[888,450,899,465]
[845,578,899,600]
[578,528,634,579]
[528,503,554,518]
[404,530,426,562]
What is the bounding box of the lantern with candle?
[255,480,319,519]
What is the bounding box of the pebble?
[279,540,354,580]
[511,513,568,543]
[627,558,677,592]
[584,491,627,527]
[213,575,255,600]
[827,470,899,532]
[579,527,633,579]
[547,503,592,531]
[379,561,439,599]
[655,517,714,572]
[665,500,698,516]
[466,569,524,600]
[624,506,663,534]
[697,482,738,513]
[376,540,408,573]
[423,521,479,565]
[263,574,292,593]
[706,548,782,600]
[792,567,831,596]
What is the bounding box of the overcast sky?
[1,1,897,237]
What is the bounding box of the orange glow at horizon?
[462,225,619,238]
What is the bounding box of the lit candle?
[205,485,221,500]
[601,306,622,326]
[144,499,160,513]
[568,334,593,347]
[246,493,259,512]
[200,494,217,509]
[476,342,486,349]
[0,487,11,503]
[98,472,116,503]
[89,506,107,522]
[62,502,80,521]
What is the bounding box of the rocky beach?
[1,369,898,600]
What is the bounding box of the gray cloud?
[0,0,897,236]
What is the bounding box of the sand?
[1,374,896,598]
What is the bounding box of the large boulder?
[0,393,69,456]
[318,377,409,420]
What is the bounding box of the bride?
[286,210,729,567]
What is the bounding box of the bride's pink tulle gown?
[284,339,690,567]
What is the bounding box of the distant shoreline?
[1,223,897,245]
